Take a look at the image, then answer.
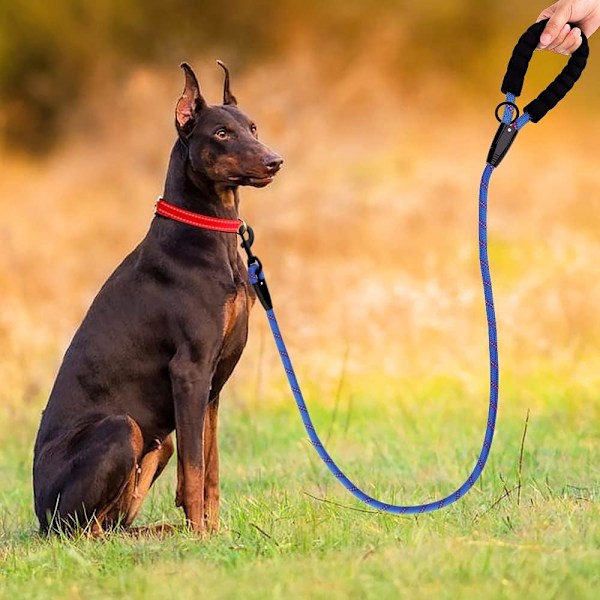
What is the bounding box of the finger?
[554,28,583,55]
[536,6,554,23]
[546,23,572,50]
[539,4,572,48]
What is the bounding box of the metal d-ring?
[495,101,520,124]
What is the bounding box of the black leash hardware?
[238,222,273,311]
[487,102,520,167]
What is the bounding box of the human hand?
[537,0,600,53]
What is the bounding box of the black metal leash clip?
[487,102,520,167]
[238,222,273,311]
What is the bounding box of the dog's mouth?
[226,174,277,188]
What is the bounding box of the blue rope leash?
[238,19,587,514]
[241,96,532,514]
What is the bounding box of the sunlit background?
[2,0,600,415]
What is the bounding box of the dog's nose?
[264,154,283,172]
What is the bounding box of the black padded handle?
[501,19,589,122]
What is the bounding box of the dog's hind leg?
[203,396,220,532]
[120,434,174,526]
[35,414,144,534]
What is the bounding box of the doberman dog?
[33,62,283,535]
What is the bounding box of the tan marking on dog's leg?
[102,416,145,529]
[174,421,206,534]
[125,435,174,525]
[180,462,205,534]
[203,398,220,532]
[176,450,184,508]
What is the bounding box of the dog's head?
[175,62,282,188]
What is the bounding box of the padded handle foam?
[501,19,589,123]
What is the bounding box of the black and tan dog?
[33,62,282,534]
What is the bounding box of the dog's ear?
[216,60,237,106]
[176,62,207,132]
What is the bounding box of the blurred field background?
[1,1,599,598]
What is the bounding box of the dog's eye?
[215,129,229,140]
[250,124,257,136]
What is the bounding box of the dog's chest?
[222,283,251,342]
[206,283,252,398]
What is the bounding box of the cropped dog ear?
[216,60,237,106]
[175,62,207,132]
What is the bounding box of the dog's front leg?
[170,355,211,534]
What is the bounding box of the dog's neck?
[157,139,242,268]
[162,139,240,221]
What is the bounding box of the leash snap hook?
[238,222,255,248]
[238,223,257,262]
[238,224,272,310]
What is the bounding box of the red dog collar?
[155,198,243,234]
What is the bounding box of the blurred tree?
[0,0,579,154]
[0,0,294,153]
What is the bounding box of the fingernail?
[540,32,551,46]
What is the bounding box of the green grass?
[1,375,598,599]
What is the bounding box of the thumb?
[539,4,572,47]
